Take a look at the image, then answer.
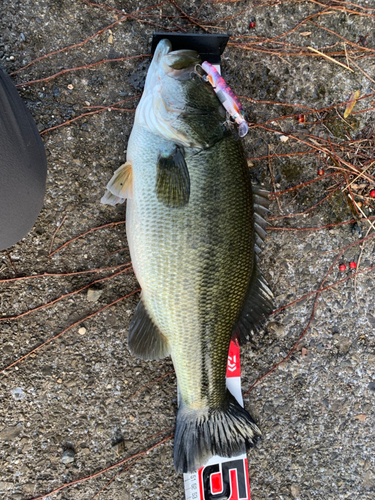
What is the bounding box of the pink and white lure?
[201,61,249,138]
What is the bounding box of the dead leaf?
[300,31,312,36]
[355,414,367,421]
[108,34,114,44]
[344,90,360,118]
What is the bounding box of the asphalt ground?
[0,1,375,499]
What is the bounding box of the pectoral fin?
[101,161,133,206]
[156,145,190,208]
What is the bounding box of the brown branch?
[10,17,128,75]
[239,95,317,112]
[16,54,151,88]
[269,172,339,199]
[4,250,18,275]
[0,264,129,284]
[0,288,141,375]
[245,250,375,394]
[256,124,375,182]
[267,182,344,220]
[40,107,135,136]
[48,221,126,257]
[168,0,211,32]
[248,150,317,161]
[49,215,67,254]
[268,217,375,231]
[129,369,175,400]
[0,266,132,323]
[26,432,172,500]
[309,20,375,53]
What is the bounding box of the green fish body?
[102,40,273,473]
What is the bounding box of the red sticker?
[226,340,241,378]
[210,472,223,494]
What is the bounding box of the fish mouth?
[153,39,201,80]
[163,49,201,80]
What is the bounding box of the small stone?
[112,440,126,455]
[87,288,103,302]
[67,84,74,90]
[291,484,300,498]
[0,481,13,490]
[0,423,23,441]
[57,379,62,384]
[368,381,375,391]
[362,470,375,488]
[301,348,308,356]
[78,327,87,335]
[279,134,289,142]
[268,322,285,337]
[108,34,114,44]
[61,449,75,464]
[339,338,352,354]
[355,414,367,421]
[22,483,36,495]
[11,387,25,400]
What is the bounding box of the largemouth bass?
[102,39,273,473]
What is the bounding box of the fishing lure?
[201,61,249,138]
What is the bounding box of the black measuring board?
[151,33,229,65]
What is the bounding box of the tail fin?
[174,391,261,473]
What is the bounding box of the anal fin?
[128,299,170,360]
[233,267,273,344]
[101,161,133,206]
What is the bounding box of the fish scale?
[127,126,253,410]
[102,39,273,473]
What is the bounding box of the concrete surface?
[1,1,375,499]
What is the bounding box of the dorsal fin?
[101,161,133,206]
[232,185,273,342]
[233,267,273,344]
[252,185,271,253]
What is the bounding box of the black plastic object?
[0,68,47,251]
[151,33,229,65]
